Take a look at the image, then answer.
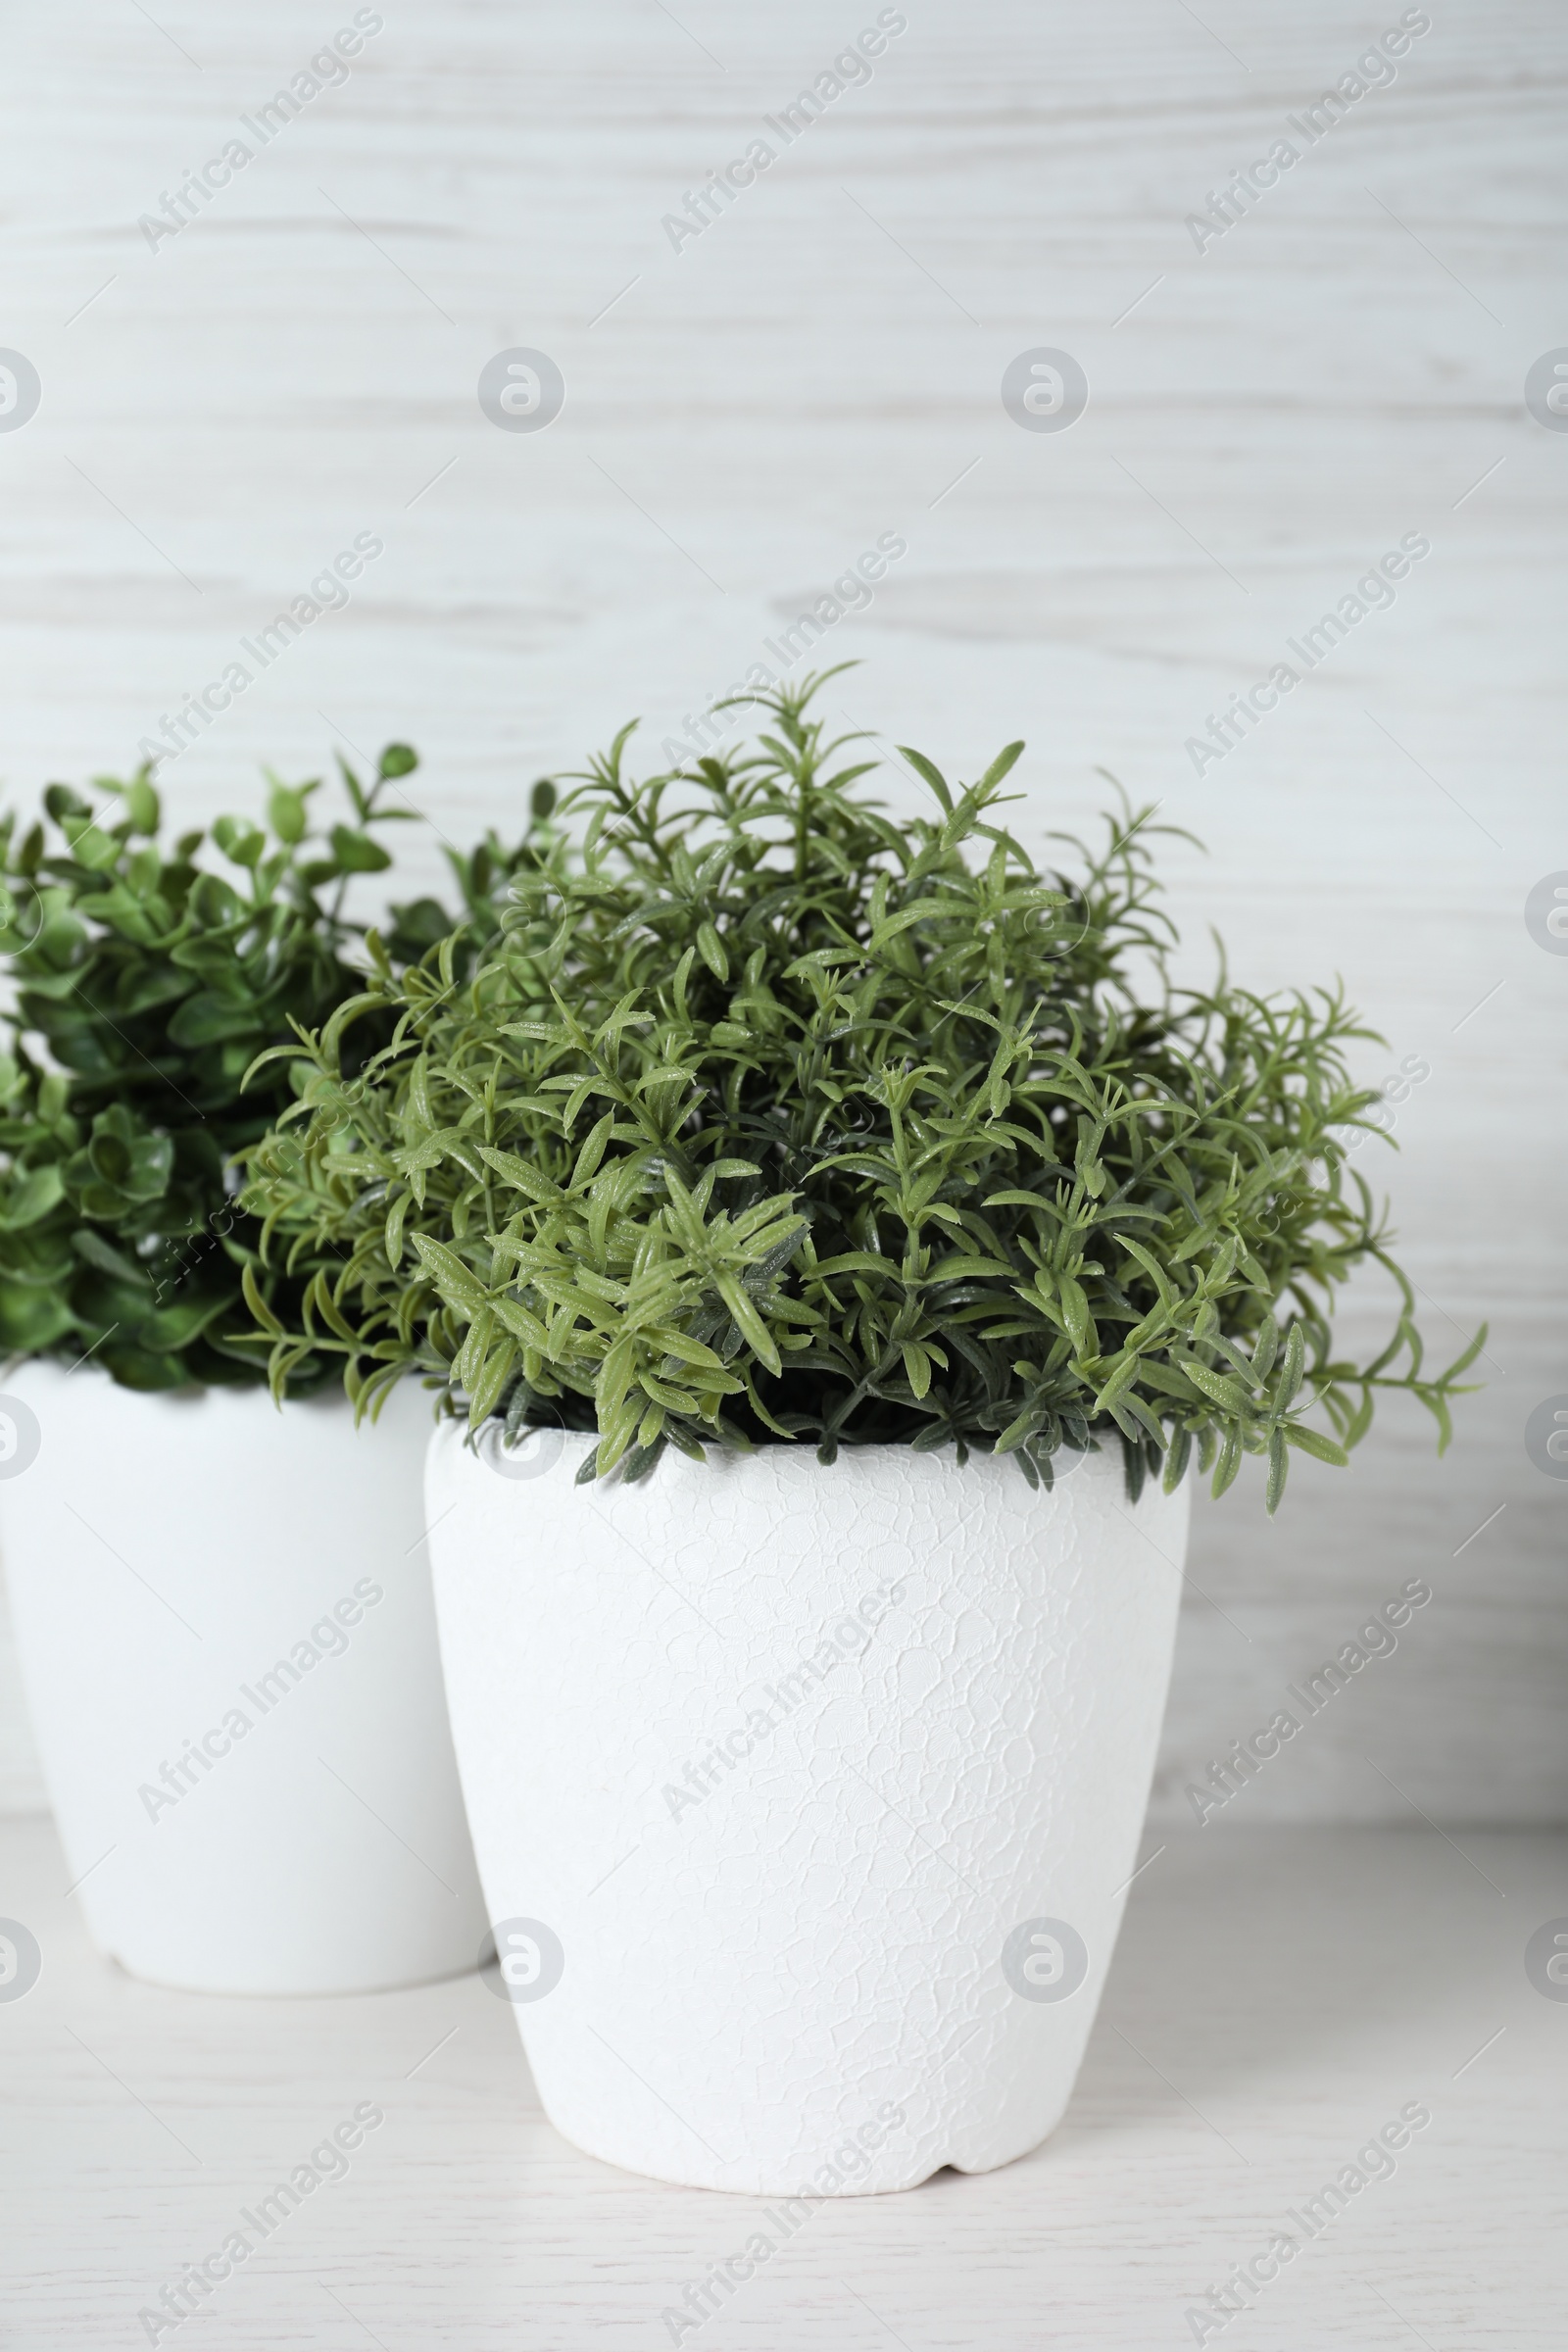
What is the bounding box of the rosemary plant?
[243,675,1480,1504]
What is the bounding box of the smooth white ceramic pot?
[1,1361,488,1994]
[428,1421,1189,2195]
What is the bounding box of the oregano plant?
[0,742,525,1391]
[242,673,1481,1505]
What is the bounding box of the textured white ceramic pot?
[2,1361,488,1994]
[428,1421,1189,2194]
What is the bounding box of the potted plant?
[0,744,531,1994]
[246,678,1479,2184]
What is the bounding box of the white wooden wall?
[1,0,1562,1823]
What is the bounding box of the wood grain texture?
[0,1,1564,1820]
[1,1811,1562,2347]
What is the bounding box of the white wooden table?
[3,1812,1561,2349]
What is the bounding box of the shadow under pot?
[1,1362,488,1995]
[428,1420,1187,2196]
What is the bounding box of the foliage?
[0,743,470,1389]
[242,674,1482,1506]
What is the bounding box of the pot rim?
[451,1414,1131,1484]
[2,1356,435,1422]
